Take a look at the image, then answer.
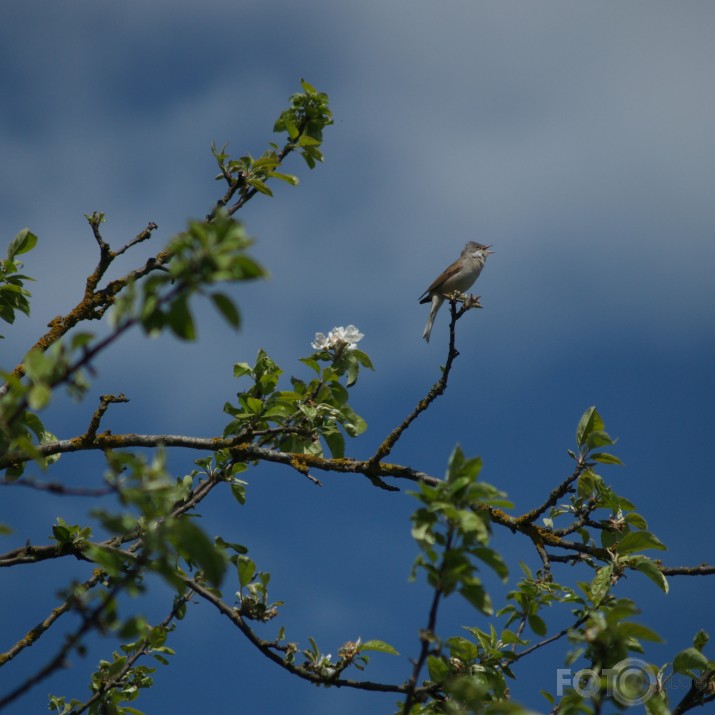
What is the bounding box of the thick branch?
[1,433,437,488]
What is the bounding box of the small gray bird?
[419,242,493,342]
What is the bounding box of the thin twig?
[0,480,114,498]
[401,530,454,713]
[113,221,159,257]
[0,555,149,710]
[184,576,416,696]
[370,297,477,465]
[515,462,587,526]
[510,615,589,663]
[0,572,104,667]
[85,393,129,441]
[68,590,192,715]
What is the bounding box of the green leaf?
[323,428,345,459]
[248,179,273,197]
[237,555,256,588]
[446,636,479,661]
[84,544,130,577]
[618,622,663,643]
[339,405,367,437]
[427,655,449,683]
[473,547,509,581]
[455,509,488,540]
[170,519,225,587]
[528,614,547,637]
[693,630,709,652]
[500,629,528,646]
[28,383,51,410]
[540,691,555,706]
[7,228,38,259]
[576,406,603,447]
[590,564,613,605]
[107,655,128,677]
[280,117,300,140]
[344,357,358,387]
[624,512,648,530]
[446,444,482,483]
[211,292,240,329]
[645,692,671,715]
[166,294,196,341]
[231,482,247,506]
[70,332,94,350]
[245,397,263,414]
[630,556,669,593]
[673,647,708,674]
[233,362,253,379]
[52,523,71,544]
[267,171,299,186]
[577,468,598,497]
[589,452,623,465]
[459,582,493,615]
[352,349,374,370]
[299,357,320,374]
[616,530,667,555]
[359,640,399,656]
[298,134,321,147]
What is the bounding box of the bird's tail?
[422,296,443,343]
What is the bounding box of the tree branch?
[1,433,438,488]
[0,554,150,710]
[401,530,454,713]
[68,590,191,715]
[370,297,480,465]
[184,575,415,696]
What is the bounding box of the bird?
[419,241,493,342]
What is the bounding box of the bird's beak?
[484,245,494,254]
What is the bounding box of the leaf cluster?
[0,228,37,338]
[224,344,370,458]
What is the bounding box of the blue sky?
[2,2,715,713]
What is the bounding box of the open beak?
[484,245,494,254]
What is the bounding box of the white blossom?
[311,325,364,351]
[311,332,331,350]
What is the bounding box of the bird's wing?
[418,260,463,303]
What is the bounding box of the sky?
[1,1,715,713]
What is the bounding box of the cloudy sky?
[2,2,714,713]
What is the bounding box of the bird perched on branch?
[419,241,493,342]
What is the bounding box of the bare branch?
[370,297,477,465]
[113,221,159,257]
[660,564,715,576]
[85,393,130,441]
[0,572,104,667]
[515,461,587,526]
[0,479,114,498]
[511,615,590,664]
